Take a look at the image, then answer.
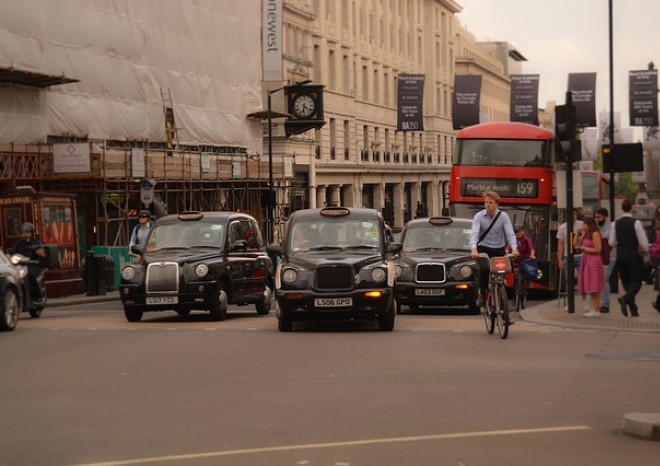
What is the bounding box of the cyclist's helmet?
[20,222,35,233]
[139,210,151,219]
[514,224,524,233]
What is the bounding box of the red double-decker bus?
[449,122,557,290]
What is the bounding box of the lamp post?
[266,80,311,243]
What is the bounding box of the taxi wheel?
[278,311,293,332]
[396,300,402,314]
[209,288,228,321]
[176,309,191,316]
[468,300,480,315]
[124,306,143,322]
[378,300,396,331]
[255,283,273,315]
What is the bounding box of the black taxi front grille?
[146,262,179,292]
[416,263,446,283]
[316,266,353,290]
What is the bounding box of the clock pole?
[265,80,313,243]
[267,89,275,243]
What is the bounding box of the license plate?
[146,296,178,305]
[415,288,445,296]
[314,297,353,308]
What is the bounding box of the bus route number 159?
[516,181,536,197]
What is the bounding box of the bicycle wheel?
[483,289,495,334]
[496,284,510,339]
[514,274,523,312]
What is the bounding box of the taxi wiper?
[309,246,342,251]
[345,245,378,250]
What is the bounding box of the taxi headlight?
[371,267,387,282]
[282,268,298,284]
[121,267,136,280]
[195,263,209,277]
[459,265,473,279]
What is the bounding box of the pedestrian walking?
[575,217,605,316]
[557,208,583,271]
[610,199,649,317]
[595,207,613,313]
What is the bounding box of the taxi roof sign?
[320,207,351,217]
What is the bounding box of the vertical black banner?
[629,69,659,127]
[510,74,539,125]
[452,74,482,130]
[396,74,425,131]
[567,72,597,127]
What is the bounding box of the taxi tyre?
[255,282,273,315]
[124,305,143,322]
[0,289,19,331]
[176,309,191,316]
[378,298,396,331]
[209,287,228,321]
[468,300,480,315]
[277,310,293,332]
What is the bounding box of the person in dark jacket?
[9,222,46,303]
[610,199,649,317]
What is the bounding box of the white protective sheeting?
[0,0,263,146]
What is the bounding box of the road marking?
[69,425,590,466]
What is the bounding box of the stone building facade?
[270,0,521,229]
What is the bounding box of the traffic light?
[554,96,581,163]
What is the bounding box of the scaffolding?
[0,142,293,248]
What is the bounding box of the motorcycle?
[10,253,47,318]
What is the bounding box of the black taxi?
[267,207,402,331]
[120,211,273,322]
[395,217,480,314]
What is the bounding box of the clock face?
[292,94,316,118]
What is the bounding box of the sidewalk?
[521,282,660,334]
[48,290,121,308]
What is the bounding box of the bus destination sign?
[461,178,538,198]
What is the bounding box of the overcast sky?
[456,0,659,129]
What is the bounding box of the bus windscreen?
[454,139,550,167]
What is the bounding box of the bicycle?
[479,253,513,339]
[513,264,528,312]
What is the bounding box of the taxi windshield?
[145,223,224,251]
[288,220,382,254]
[403,224,471,252]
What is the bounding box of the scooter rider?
[10,222,47,304]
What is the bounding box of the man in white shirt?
[610,199,649,317]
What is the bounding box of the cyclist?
[469,191,519,309]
